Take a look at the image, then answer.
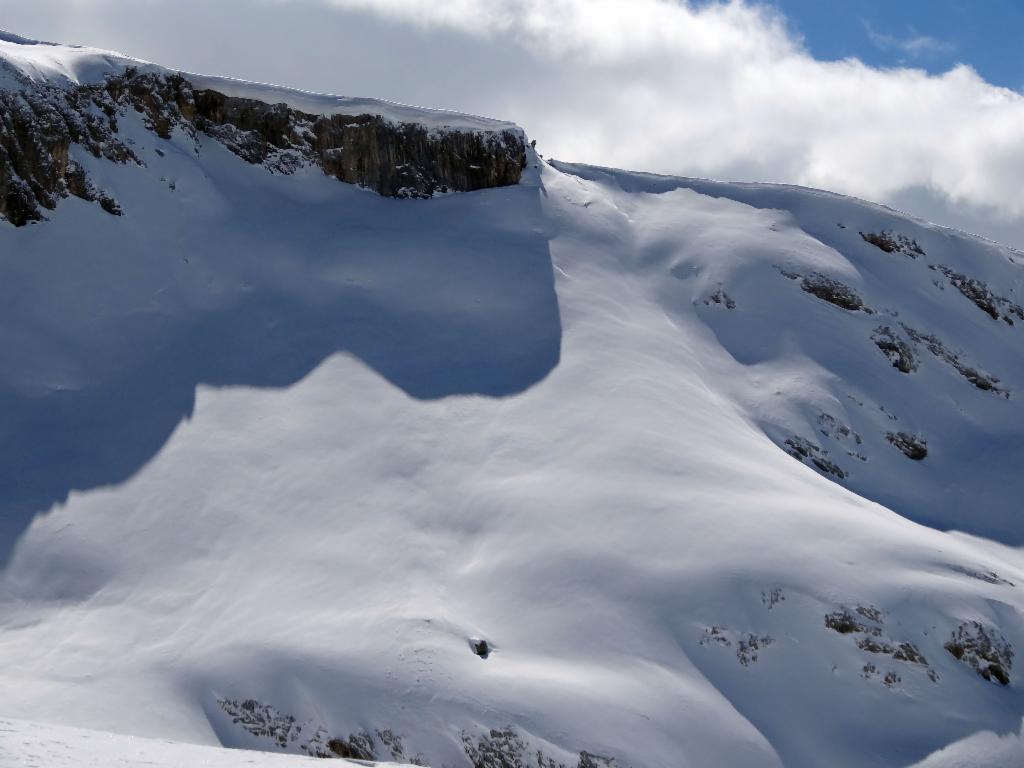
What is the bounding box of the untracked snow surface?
[2,35,1024,768]
[0,718,414,768]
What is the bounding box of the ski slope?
[1,34,1023,768]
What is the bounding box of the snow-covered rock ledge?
[0,33,527,225]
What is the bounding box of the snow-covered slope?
[2,34,1024,768]
[551,163,1024,544]
[0,718,416,768]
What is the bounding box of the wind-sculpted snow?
[553,161,1024,544]
[2,37,1024,768]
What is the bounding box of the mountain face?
[0,31,525,226]
[1,33,1024,768]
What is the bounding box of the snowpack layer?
[1,36,1024,768]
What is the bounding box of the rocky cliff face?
[0,66,527,226]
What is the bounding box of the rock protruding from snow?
[0,41,526,225]
[191,86,526,198]
[945,622,1014,686]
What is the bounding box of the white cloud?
[864,22,956,58]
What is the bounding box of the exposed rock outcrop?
[887,431,927,461]
[901,324,1008,396]
[945,621,1014,685]
[784,434,847,479]
[860,230,926,258]
[0,80,138,224]
[0,65,527,225]
[461,727,620,768]
[932,264,1024,326]
[871,325,918,374]
[825,606,937,687]
[800,272,872,313]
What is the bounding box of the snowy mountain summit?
[2,32,1024,768]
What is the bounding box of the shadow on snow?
[0,171,561,569]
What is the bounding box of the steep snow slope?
[2,36,1024,768]
[553,163,1024,543]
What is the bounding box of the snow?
[0,718,411,767]
[907,718,1024,768]
[186,74,522,134]
[0,31,142,88]
[2,35,1024,768]
[0,31,520,133]
[547,161,1024,543]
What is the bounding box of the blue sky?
[768,0,1023,90]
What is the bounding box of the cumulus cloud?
[5,0,1023,246]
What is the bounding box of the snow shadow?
[0,170,560,568]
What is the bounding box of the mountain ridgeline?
[0,64,526,226]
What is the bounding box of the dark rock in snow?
[871,326,918,374]
[703,287,736,309]
[945,621,1014,685]
[472,638,492,659]
[932,264,1024,325]
[860,230,926,258]
[784,435,847,479]
[327,732,376,761]
[0,66,527,225]
[901,324,1008,397]
[887,432,927,461]
[800,272,872,313]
